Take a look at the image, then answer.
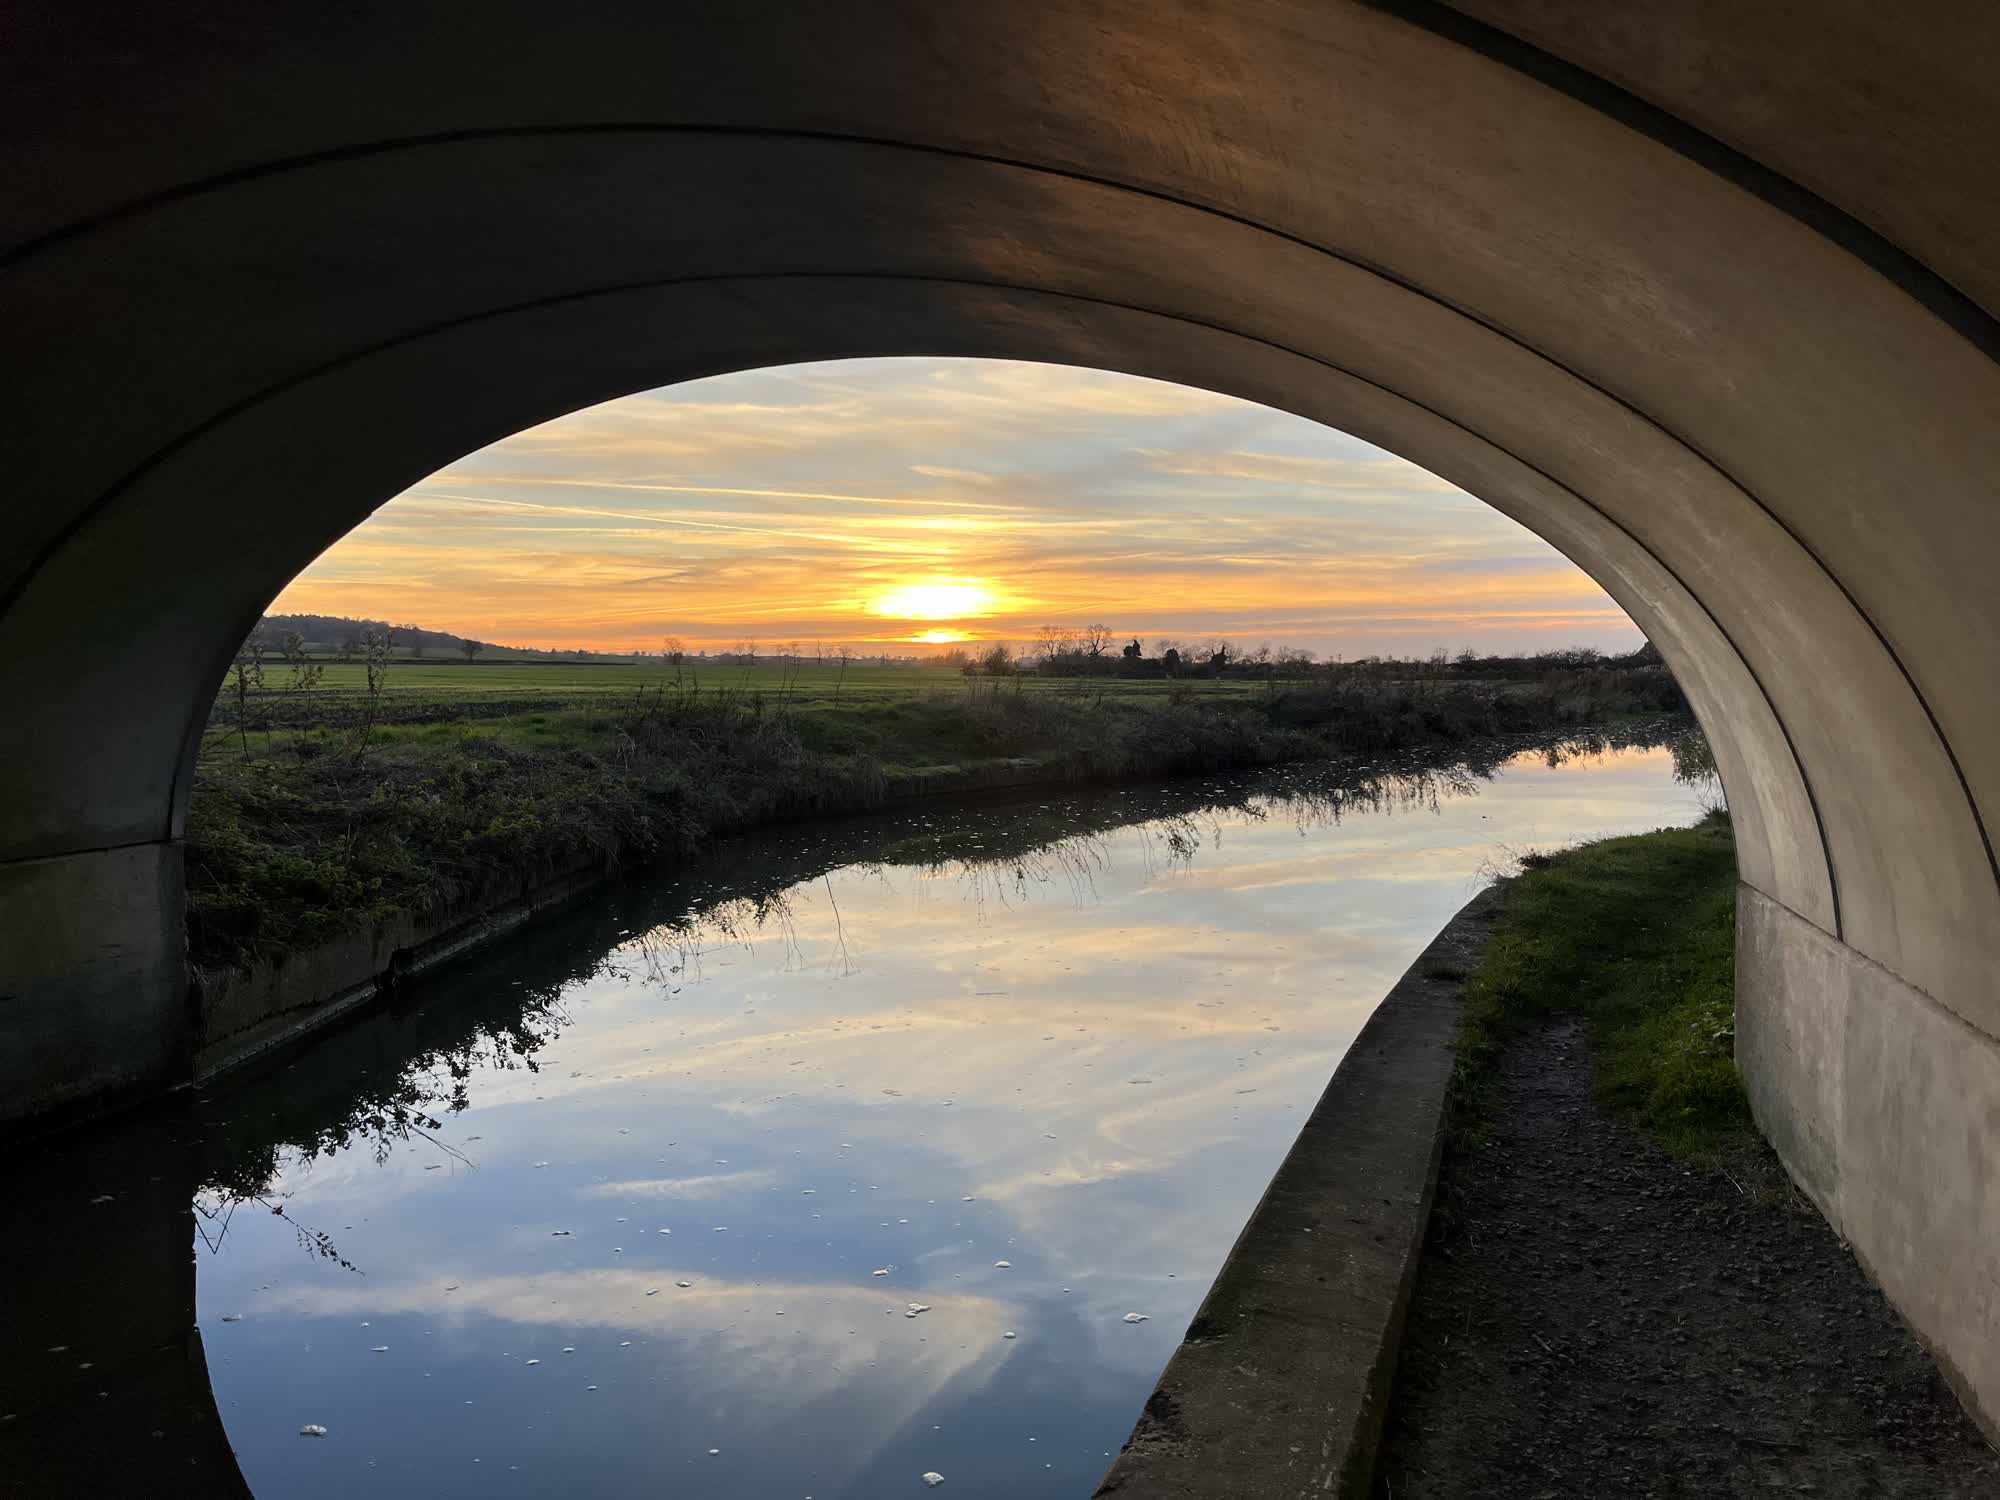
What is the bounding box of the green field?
[206,658,1274,749]
[269,658,962,698]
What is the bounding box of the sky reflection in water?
[195,732,1714,1497]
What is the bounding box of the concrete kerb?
[1094,885,1504,1498]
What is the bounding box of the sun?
[867,580,996,621]
[910,628,972,644]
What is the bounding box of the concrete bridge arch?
[3,0,1995,1431]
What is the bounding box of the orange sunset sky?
[275,358,1640,659]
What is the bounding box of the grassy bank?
[188,663,1690,974]
[1449,812,1752,1161]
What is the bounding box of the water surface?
[5,727,1716,1497]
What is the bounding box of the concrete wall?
[1738,887,2000,1430]
[0,841,188,1121]
[1,0,1994,1429]
[190,859,605,1084]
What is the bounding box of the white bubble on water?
[1122,1313,1150,1324]
[922,1473,945,1488]
[993,1261,1011,1269]
[298,1424,328,1438]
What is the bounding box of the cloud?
[1142,447,1465,493]
[252,1267,1020,1483]
[583,1169,780,1199]
[275,357,1641,658]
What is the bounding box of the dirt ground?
[1375,1020,2000,1498]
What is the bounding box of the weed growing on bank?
[1452,811,1750,1161]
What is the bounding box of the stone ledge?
[1094,886,1502,1497]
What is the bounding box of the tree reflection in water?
[189,715,1710,1266]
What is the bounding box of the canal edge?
[1093,883,1506,1498]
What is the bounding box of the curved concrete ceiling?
[2,0,1997,1429]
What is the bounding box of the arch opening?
[183,354,1703,975]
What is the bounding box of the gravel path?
[1375,1019,1999,1497]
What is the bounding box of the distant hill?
[254,613,632,663]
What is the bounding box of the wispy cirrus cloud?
[275,357,1641,657]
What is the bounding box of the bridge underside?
[3,0,1996,1430]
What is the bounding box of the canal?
[0,724,1716,1498]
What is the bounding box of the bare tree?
[1081,622,1113,660]
[403,623,425,660]
[352,626,394,758]
[459,638,484,662]
[662,636,686,666]
[280,630,323,693]
[227,637,265,762]
[832,642,854,700]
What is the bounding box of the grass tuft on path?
[1453,811,1750,1161]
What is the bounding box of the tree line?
[938,627,1664,681]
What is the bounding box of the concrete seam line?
[1359,0,2000,363]
[0,835,181,868]
[10,265,1856,931]
[1744,884,2000,1049]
